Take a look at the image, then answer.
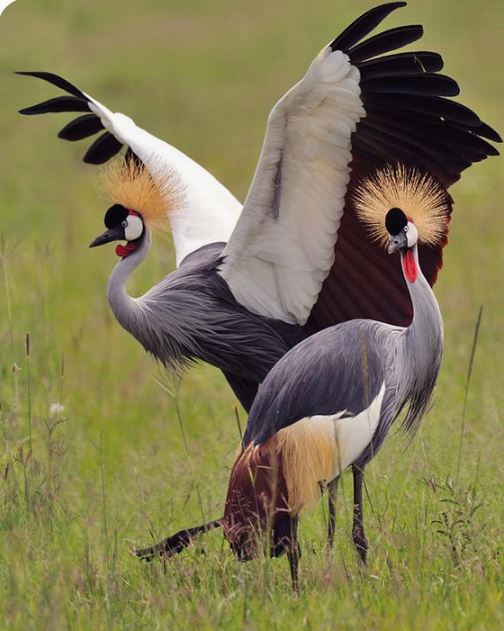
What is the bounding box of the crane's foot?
[134,519,222,562]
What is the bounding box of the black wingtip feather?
[348,25,424,63]
[362,73,460,98]
[58,114,104,142]
[16,71,86,99]
[365,94,482,127]
[359,52,444,81]
[83,132,123,165]
[19,96,90,116]
[330,2,407,53]
[477,122,502,144]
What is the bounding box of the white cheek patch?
[125,215,143,241]
[406,222,419,248]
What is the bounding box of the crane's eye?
[121,220,128,228]
[404,225,409,233]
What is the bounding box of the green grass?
[1,0,503,629]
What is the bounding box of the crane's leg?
[352,465,368,565]
[135,519,222,562]
[286,516,301,593]
[327,477,339,550]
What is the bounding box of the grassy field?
[1,0,503,629]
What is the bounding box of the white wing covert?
[220,1,501,329]
[219,47,364,325]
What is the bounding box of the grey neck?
[404,245,444,351]
[399,245,444,432]
[107,230,151,333]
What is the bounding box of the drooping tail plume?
[223,419,341,559]
[223,439,292,560]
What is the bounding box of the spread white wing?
[219,2,500,328]
[18,72,242,265]
[0,0,16,17]
[218,47,364,325]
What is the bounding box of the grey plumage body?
[107,230,306,410]
[244,245,444,463]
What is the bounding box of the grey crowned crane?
[222,167,449,588]
[19,2,499,552]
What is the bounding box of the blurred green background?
[0,1,503,629]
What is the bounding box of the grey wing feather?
[244,321,391,446]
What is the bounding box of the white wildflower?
[49,402,65,417]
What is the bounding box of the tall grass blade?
[456,306,483,479]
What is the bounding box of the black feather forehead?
[385,208,408,235]
[104,204,129,228]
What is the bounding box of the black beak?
[388,231,408,254]
[89,225,124,248]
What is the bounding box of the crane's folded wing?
[242,324,389,447]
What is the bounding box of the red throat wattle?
[115,242,138,258]
[402,249,417,283]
